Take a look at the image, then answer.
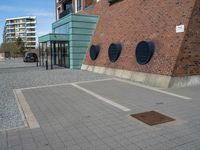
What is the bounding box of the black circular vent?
[108,0,121,5]
[90,45,100,61]
[135,41,155,65]
[108,43,122,62]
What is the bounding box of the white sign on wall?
[176,25,185,33]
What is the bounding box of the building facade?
[39,0,200,88]
[39,0,100,69]
[56,0,100,20]
[81,0,200,88]
[3,16,37,50]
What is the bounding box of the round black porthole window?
[135,41,155,65]
[90,45,100,61]
[108,43,122,62]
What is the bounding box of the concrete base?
[81,64,200,88]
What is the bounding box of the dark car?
[24,52,38,62]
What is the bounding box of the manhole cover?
[130,111,175,126]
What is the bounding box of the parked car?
[24,52,38,62]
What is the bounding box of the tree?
[0,43,3,53]
[0,37,25,58]
[0,42,18,58]
[16,37,25,55]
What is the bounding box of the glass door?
[55,42,69,68]
[65,43,69,68]
[61,42,69,68]
[58,43,62,66]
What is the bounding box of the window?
[77,0,82,11]
[54,23,69,34]
[58,7,61,14]
[27,28,35,32]
[27,38,36,41]
[27,33,35,36]
[64,2,73,13]
[19,33,26,36]
[85,0,93,8]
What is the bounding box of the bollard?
[39,59,41,66]
[45,60,48,70]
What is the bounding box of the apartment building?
[39,0,200,88]
[3,16,37,49]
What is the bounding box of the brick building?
[39,0,200,87]
[81,0,200,88]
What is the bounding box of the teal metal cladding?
[39,13,98,69]
[53,14,98,69]
[38,33,69,43]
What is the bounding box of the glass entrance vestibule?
[39,41,69,69]
[39,14,99,69]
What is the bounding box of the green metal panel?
[70,41,90,47]
[70,47,89,53]
[70,53,86,59]
[38,33,69,43]
[40,13,99,69]
[70,28,94,35]
[71,14,98,22]
[69,35,92,41]
[52,14,72,29]
[69,22,97,29]
[52,13,98,29]
[71,50,87,53]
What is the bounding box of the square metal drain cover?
[131,111,175,126]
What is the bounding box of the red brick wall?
[172,0,200,77]
[82,0,200,77]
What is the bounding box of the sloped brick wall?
[82,0,199,77]
[172,0,200,77]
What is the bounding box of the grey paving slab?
[0,59,110,130]
[1,77,200,150]
[77,80,200,125]
[165,86,200,100]
[77,79,185,110]
[0,131,7,150]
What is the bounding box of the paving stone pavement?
[1,78,200,150]
[0,59,110,129]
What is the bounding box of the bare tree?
[0,37,25,58]
[16,37,25,55]
[0,42,18,58]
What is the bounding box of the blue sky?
[0,0,55,44]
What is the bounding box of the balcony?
[58,1,73,19]
[26,21,36,24]
[26,26,36,28]
[6,37,15,39]
[6,22,26,25]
